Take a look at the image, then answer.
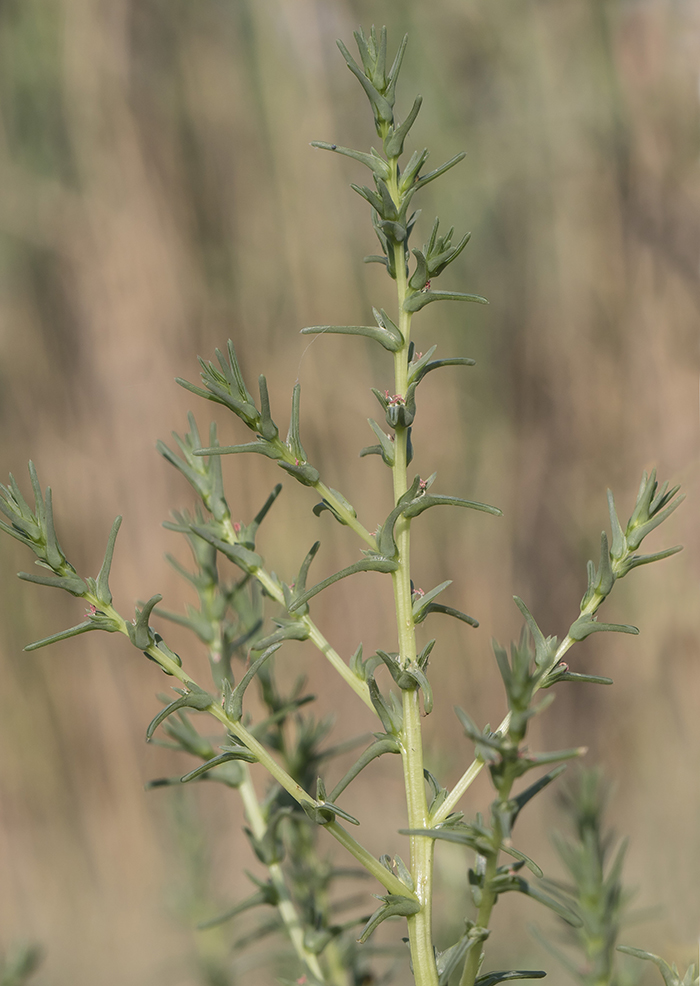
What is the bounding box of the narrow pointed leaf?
[411,357,477,388]
[403,494,501,519]
[500,845,543,878]
[512,765,568,821]
[617,947,698,986]
[351,182,385,214]
[385,33,409,103]
[194,440,283,461]
[366,419,396,464]
[310,141,389,179]
[357,895,421,944]
[286,382,306,462]
[300,323,402,353]
[277,460,321,486]
[620,545,683,573]
[413,152,466,190]
[336,41,393,124]
[384,94,423,157]
[128,594,163,650]
[95,516,122,605]
[329,737,401,802]
[295,541,321,597]
[251,483,283,529]
[226,643,282,721]
[475,972,546,986]
[180,748,257,782]
[0,519,34,548]
[28,462,45,528]
[627,495,684,550]
[548,669,613,685]
[18,571,88,596]
[417,603,479,628]
[409,249,428,290]
[24,620,98,651]
[257,375,278,441]
[145,685,213,741]
[367,677,403,734]
[568,615,638,641]
[288,557,398,612]
[512,596,554,667]
[43,488,64,571]
[192,528,262,574]
[250,622,309,650]
[301,798,360,827]
[403,289,489,313]
[412,580,451,620]
[505,876,583,925]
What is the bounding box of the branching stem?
[238,765,326,981]
[386,159,439,986]
[220,519,377,714]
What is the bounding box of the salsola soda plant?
[1,25,696,986]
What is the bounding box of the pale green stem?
[383,165,438,984]
[433,586,613,825]
[324,820,419,899]
[249,440,377,549]
[219,518,376,714]
[253,563,376,714]
[313,478,378,550]
[458,845,499,986]
[210,620,325,979]
[89,595,414,901]
[238,765,326,982]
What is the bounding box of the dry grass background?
[0,0,698,983]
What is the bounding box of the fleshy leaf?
[328,736,401,802]
[288,557,398,612]
[127,594,163,650]
[403,289,488,313]
[250,621,310,650]
[301,323,402,353]
[24,620,98,652]
[568,615,638,642]
[403,493,501,519]
[224,643,281,721]
[415,602,479,628]
[145,685,213,741]
[413,152,466,190]
[310,141,390,179]
[384,94,423,157]
[18,571,88,596]
[95,516,123,605]
[617,947,699,986]
[356,894,421,943]
[301,798,360,827]
[475,973,546,986]
[180,747,257,782]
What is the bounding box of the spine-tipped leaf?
[95,516,122,605]
[288,557,398,612]
[403,289,488,313]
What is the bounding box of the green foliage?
[531,770,638,986]
[0,24,688,986]
[0,944,42,986]
[617,949,699,986]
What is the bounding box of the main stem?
[390,225,438,986]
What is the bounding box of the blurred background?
[0,0,698,983]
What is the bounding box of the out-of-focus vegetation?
[0,1,697,984]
